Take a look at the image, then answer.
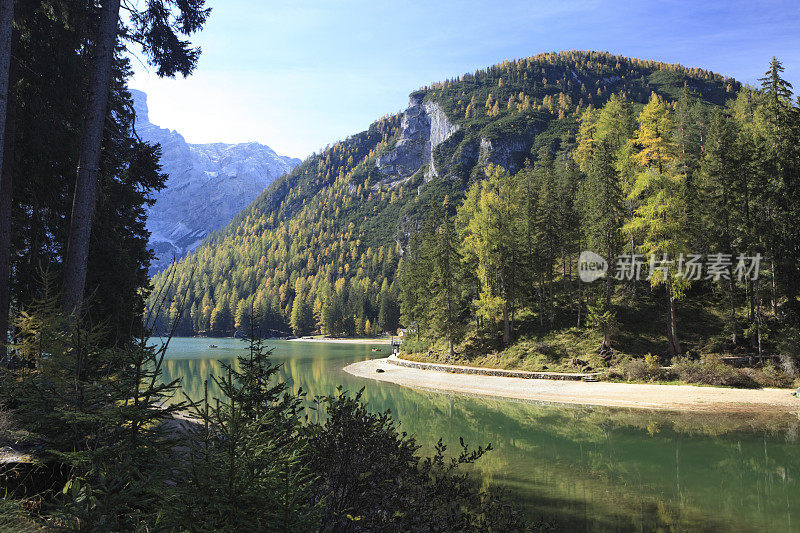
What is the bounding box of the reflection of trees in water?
[159,344,799,532]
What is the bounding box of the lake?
[159,337,799,532]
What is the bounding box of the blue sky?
[129,0,800,159]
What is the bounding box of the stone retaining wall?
[387,355,603,381]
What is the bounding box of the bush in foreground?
[1,306,532,531]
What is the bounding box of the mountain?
[131,90,301,273]
[148,51,739,336]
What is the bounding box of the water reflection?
[157,337,800,532]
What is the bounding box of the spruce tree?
[0,0,13,347]
[63,0,210,315]
[428,197,464,360]
[699,109,741,344]
[582,137,625,348]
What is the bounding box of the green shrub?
[777,327,800,378]
[0,499,41,533]
[672,357,759,388]
[741,363,793,388]
[165,333,321,532]
[2,290,184,530]
[306,390,529,532]
[621,354,664,382]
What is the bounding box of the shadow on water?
[157,337,800,532]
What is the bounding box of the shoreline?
[288,337,392,345]
[344,357,800,413]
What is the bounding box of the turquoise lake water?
[159,337,800,532]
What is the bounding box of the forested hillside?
[149,51,745,340]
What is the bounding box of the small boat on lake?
[208,344,218,348]
[371,347,382,352]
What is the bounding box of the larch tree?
[460,165,522,345]
[624,93,687,356]
[575,106,599,173]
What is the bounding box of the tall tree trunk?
[445,276,454,361]
[769,257,777,316]
[547,264,555,329]
[727,275,738,346]
[601,270,613,350]
[500,268,510,345]
[754,277,763,357]
[577,237,584,328]
[537,275,544,327]
[628,236,637,301]
[61,0,121,315]
[563,251,572,316]
[576,271,582,328]
[666,284,681,356]
[0,0,14,348]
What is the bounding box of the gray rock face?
[478,136,530,173]
[375,94,458,189]
[131,90,300,273]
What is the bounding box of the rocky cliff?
[374,94,459,188]
[131,90,300,273]
[375,92,538,193]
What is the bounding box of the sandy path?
[288,337,392,345]
[344,358,800,413]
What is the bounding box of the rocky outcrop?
[375,94,458,189]
[132,90,300,273]
[373,92,541,192]
[478,136,530,173]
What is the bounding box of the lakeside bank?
[344,357,800,413]
[287,337,392,345]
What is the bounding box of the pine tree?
[759,57,794,112]
[399,229,430,339]
[169,328,320,530]
[757,56,800,321]
[533,148,561,329]
[6,285,186,529]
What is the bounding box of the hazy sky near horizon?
[129,0,800,159]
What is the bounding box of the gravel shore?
[344,357,800,413]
